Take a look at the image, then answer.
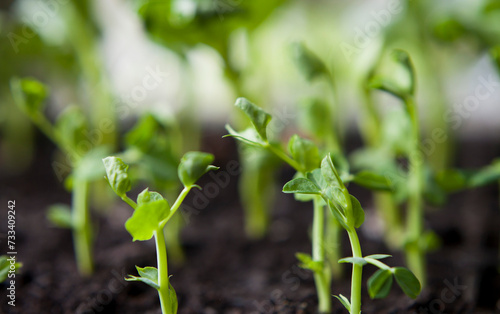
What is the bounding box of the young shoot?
[226,98,396,312]
[283,155,421,314]
[11,77,108,276]
[103,152,218,314]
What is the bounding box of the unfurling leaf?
[125,266,159,290]
[368,269,393,299]
[235,98,271,141]
[393,267,421,299]
[178,151,218,188]
[137,188,165,206]
[125,200,170,241]
[321,154,342,189]
[103,157,132,196]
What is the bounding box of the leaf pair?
[368,267,421,300]
[283,155,365,230]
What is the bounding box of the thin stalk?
[164,213,185,265]
[72,178,93,276]
[346,228,363,314]
[325,211,342,278]
[121,195,138,210]
[161,187,191,228]
[312,196,331,313]
[266,143,304,173]
[404,96,426,286]
[154,228,172,314]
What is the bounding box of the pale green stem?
[347,227,363,314]
[72,178,93,276]
[160,187,191,228]
[313,196,331,313]
[404,96,426,286]
[121,195,138,210]
[154,228,172,314]
[266,143,304,173]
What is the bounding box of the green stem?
[160,187,191,228]
[122,195,138,210]
[155,228,172,314]
[266,143,304,173]
[347,228,363,314]
[164,213,185,265]
[72,178,93,276]
[325,211,342,278]
[312,196,331,313]
[404,96,426,286]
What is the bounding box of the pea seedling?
[283,155,421,314]
[103,152,217,314]
[11,77,108,276]
[226,98,398,312]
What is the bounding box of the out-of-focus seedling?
[11,77,108,276]
[103,152,217,314]
[0,255,22,283]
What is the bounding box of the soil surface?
[1,129,500,314]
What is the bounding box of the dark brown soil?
[1,129,499,314]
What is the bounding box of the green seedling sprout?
[368,49,428,285]
[226,98,396,312]
[103,152,217,314]
[11,77,108,276]
[283,155,421,314]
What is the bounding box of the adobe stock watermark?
[76,268,129,314]
[340,0,403,63]
[411,277,466,314]
[385,74,500,185]
[8,0,70,53]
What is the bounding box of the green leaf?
[365,254,392,260]
[224,125,267,147]
[167,281,178,313]
[288,135,320,172]
[352,171,392,191]
[393,267,421,299]
[350,195,365,228]
[369,49,415,99]
[298,99,331,140]
[291,42,328,81]
[137,188,165,206]
[306,169,327,190]
[326,199,350,230]
[46,204,73,228]
[368,269,393,299]
[125,266,159,290]
[338,257,367,266]
[235,98,271,141]
[435,169,467,192]
[334,294,351,312]
[55,106,88,152]
[283,178,321,195]
[125,200,170,241]
[177,151,218,188]
[103,157,132,197]
[467,161,500,188]
[323,186,348,210]
[10,77,48,115]
[321,154,342,189]
[296,253,323,273]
